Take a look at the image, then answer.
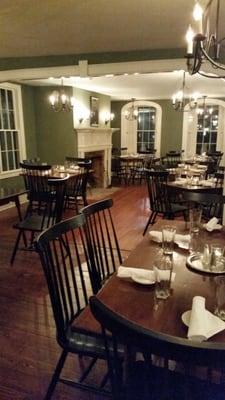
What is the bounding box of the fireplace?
[84,150,104,187]
[75,127,118,188]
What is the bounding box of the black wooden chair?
[143,170,188,235]
[11,172,68,264]
[35,214,113,399]
[181,190,225,221]
[163,151,182,168]
[64,170,90,212]
[90,295,225,400]
[81,198,122,290]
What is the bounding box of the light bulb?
[186,25,195,54]
[193,2,203,33]
[193,2,203,21]
[49,94,56,106]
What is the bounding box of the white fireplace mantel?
[75,127,118,187]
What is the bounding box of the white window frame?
[0,82,26,179]
[121,100,162,157]
[182,98,225,165]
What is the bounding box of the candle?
[186,25,194,54]
[193,2,203,34]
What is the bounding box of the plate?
[186,254,225,274]
[181,311,191,327]
[131,275,155,285]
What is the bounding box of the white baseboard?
[0,194,28,212]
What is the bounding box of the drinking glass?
[189,208,202,233]
[162,226,176,255]
[154,256,173,300]
[214,277,225,320]
[210,244,225,271]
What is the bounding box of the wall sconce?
[104,112,115,125]
[77,109,90,124]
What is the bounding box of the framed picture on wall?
[90,96,99,126]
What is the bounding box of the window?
[137,107,156,152]
[196,105,219,154]
[121,100,161,156]
[0,83,26,177]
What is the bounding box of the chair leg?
[143,211,155,236]
[10,230,23,265]
[44,349,68,400]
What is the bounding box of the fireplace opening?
[85,151,105,188]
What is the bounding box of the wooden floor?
[0,184,149,400]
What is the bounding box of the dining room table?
[72,219,225,346]
[0,187,28,220]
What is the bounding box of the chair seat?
[13,214,53,231]
[68,329,124,359]
[170,202,189,213]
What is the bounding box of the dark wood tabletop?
[72,220,225,345]
[167,180,220,192]
[0,187,28,219]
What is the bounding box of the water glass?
[154,256,173,300]
[162,226,176,255]
[214,277,225,320]
[211,244,225,271]
[189,208,202,233]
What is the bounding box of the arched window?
[182,98,225,163]
[121,100,162,156]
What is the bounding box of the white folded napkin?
[173,179,187,186]
[187,296,225,342]
[149,231,191,248]
[203,217,222,232]
[117,266,175,282]
[153,266,176,282]
[117,266,155,281]
[200,180,215,187]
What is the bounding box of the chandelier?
[49,78,75,112]
[172,71,201,111]
[124,98,139,120]
[186,0,225,78]
[196,95,214,116]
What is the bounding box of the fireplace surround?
[75,127,117,187]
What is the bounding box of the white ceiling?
[23,70,225,101]
[0,0,208,58]
[2,0,225,100]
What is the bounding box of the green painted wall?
[111,99,183,156]
[33,86,74,164]
[30,85,111,164]
[157,99,183,155]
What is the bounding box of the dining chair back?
[164,151,181,168]
[90,295,225,400]
[35,214,110,399]
[143,169,188,235]
[11,176,68,264]
[81,199,122,290]
[64,170,89,212]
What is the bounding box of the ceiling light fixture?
[49,78,75,112]
[172,71,201,111]
[124,98,139,120]
[186,0,225,78]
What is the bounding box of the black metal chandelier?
[186,0,225,78]
[172,71,201,112]
[49,78,75,112]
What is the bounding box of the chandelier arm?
[201,47,225,71]
[198,70,225,78]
